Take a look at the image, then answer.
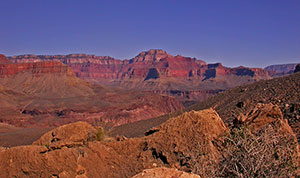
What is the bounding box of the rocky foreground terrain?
[9,50,271,103]
[0,103,298,177]
[0,54,183,129]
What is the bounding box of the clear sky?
[1,0,299,67]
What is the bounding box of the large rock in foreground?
[33,121,98,149]
[1,105,298,178]
[0,109,226,178]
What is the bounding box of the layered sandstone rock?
[8,50,271,102]
[0,54,10,64]
[265,63,298,77]
[8,50,269,80]
[0,54,183,127]
[0,61,74,76]
[130,49,169,62]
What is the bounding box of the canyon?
[9,49,271,103]
[0,54,183,129]
[0,51,299,177]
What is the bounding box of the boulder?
[0,109,228,178]
[240,103,295,135]
[33,121,97,149]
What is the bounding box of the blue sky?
[0,0,299,67]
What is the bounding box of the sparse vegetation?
[216,126,299,178]
[96,127,106,141]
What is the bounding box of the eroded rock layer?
[0,54,183,127]
[8,50,271,102]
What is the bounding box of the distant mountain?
[0,54,183,127]
[9,49,271,103]
[264,63,298,77]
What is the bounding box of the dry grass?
[211,126,299,178]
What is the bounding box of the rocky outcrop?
[0,60,74,76]
[142,109,228,175]
[0,105,299,177]
[189,71,300,142]
[238,104,296,135]
[132,167,200,178]
[219,103,300,177]
[0,109,227,178]
[33,122,98,149]
[130,49,169,62]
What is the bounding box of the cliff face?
[8,50,271,102]
[0,54,183,127]
[0,61,74,76]
[264,63,298,77]
[9,50,268,80]
[0,55,10,64]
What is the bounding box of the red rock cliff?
[1,54,73,76]
[7,50,271,102]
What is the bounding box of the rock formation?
[189,71,300,142]
[112,69,300,138]
[8,50,271,102]
[0,54,183,128]
[0,104,298,177]
[0,54,10,64]
[265,63,298,77]
[0,109,227,178]
[32,121,98,149]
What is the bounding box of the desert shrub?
[217,126,299,178]
[96,127,106,141]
